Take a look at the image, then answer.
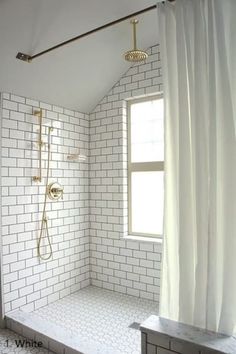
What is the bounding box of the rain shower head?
[124,19,148,63]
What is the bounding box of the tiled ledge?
[6,311,119,354]
[140,315,236,354]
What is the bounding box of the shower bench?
[140,315,236,354]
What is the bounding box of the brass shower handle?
[51,187,64,200]
[47,182,64,200]
[52,187,63,192]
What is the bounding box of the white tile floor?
[0,329,53,354]
[34,286,159,354]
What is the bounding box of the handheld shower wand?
[37,126,53,260]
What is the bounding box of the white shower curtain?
[158,0,236,335]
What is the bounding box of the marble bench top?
[140,315,236,354]
[6,310,120,354]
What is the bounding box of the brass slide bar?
[16,4,159,62]
[32,109,43,182]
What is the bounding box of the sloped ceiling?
[0,0,158,113]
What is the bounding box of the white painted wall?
[0,0,158,112]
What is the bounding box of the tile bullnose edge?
[140,315,236,354]
[6,310,121,354]
[123,235,163,243]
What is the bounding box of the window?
[128,95,164,237]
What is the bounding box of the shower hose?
[37,126,53,260]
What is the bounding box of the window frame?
[127,94,164,238]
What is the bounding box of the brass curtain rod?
[16,5,156,62]
[16,1,175,63]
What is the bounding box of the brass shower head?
[124,19,148,63]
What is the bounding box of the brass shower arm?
[131,20,138,50]
[16,0,175,63]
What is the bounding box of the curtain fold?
[158,0,236,335]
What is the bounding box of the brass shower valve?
[47,182,64,201]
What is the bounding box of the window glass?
[130,99,164,163]
[131,171,164,235]
[128,95,164,237]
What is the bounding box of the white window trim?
[127,94,164,238]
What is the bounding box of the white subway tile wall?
[1,92,90,313]
[89,45,163,301]
[0,44,162,313]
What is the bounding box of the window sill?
[123,235,163,244]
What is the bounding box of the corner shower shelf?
[67,154,87,162]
